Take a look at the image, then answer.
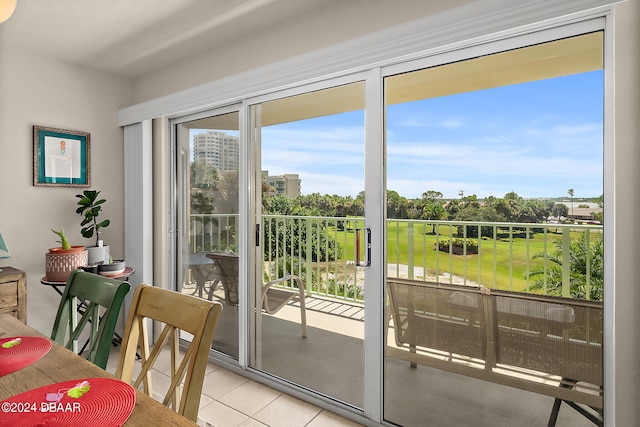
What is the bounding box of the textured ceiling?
[0,0,341,79]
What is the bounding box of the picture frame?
[33,126,90,187]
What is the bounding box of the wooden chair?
[51,269,130,369]
[206,252,307,337]
[115,284,223,422]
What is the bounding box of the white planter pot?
[86,245,110,265]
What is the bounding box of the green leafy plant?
[51,228,71,250]
[527,232,603,300]
[76,190,110,247]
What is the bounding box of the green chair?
[51,269,130,369]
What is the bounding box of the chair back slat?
[51,270,130,369]
[116,284,223,422]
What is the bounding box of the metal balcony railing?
[189,214,603,303]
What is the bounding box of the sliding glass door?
[249,82,367,408]
[383,32,604,426]
[175,108,241,360]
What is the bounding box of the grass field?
[335,221,593,292]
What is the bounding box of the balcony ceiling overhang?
[266,32,604,126]
[183,32,603,131]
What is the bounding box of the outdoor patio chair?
[51,269,130,370]
[115,284,223,422]
[184,251,221,298]
[206,251,307,337]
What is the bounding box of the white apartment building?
[262,170,301,198]
[193,131,239,171]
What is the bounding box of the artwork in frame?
[33,126,90,187]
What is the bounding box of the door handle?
[355,228,371,267]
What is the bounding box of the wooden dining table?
[0,313,197,426]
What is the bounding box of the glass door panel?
[176,110,241,360]
[250,82,366,408]
[383,33,604,426]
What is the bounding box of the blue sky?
[258,70,603,200]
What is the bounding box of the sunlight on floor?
[106,346,362,427]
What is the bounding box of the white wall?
[0,46,134,334]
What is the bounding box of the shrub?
[434,238,478,255]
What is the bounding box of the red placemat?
[0,336,52,376]
[0,377,136,426]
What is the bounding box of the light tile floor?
[106,347,363,427]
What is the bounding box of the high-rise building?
[193,131,239,171]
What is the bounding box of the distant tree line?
[261,189,591,226]
[189,160,599,226]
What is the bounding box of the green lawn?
[336,221,588,292]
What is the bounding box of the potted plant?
[45,228,88,282]
[76,189,111,265]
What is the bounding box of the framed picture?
[33,126,90,187]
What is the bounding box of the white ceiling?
[0,0,342,79]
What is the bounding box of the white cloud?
[552,123,602,135]
[299,172,364,196]
[398,117,465,129]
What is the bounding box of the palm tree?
[527,232,603,300]
[568,188,575,218]
[419,191,446,233]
